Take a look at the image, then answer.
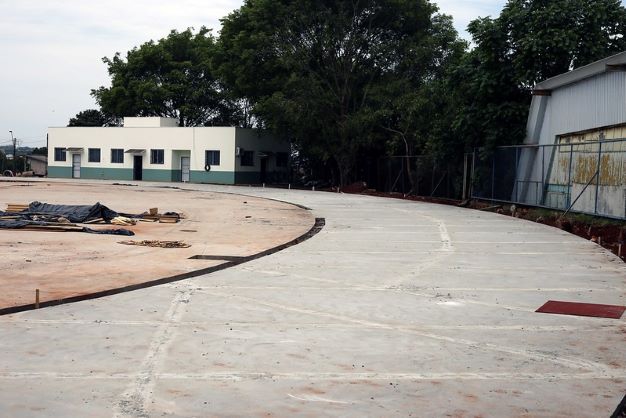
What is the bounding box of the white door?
[72,154,81,178]
[181,156,190,182]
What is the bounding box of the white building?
[517,52,626,217]
[47,117,290,184]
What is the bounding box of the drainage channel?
[0,218,325,316]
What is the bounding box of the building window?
[88,148,101,163]
[150,149,164,164]
[205,150,220,166]
[276,152,288,168]
[111,148,124,164]
[54,147,66,162]
[241,150,254,166]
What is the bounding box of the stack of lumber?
[140,208,180,223]
[20,223,84,232]
[5,203,28,213]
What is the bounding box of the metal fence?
[357,156,464,199]
[471,138,626,219]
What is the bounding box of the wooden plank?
[159,218,179,223]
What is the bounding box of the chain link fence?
[471,138,626,219]
[357,156,464,199]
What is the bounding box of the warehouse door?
[181,156,190,182]
[72,154,81,178]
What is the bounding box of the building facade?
[517,52,626,217]
[47,117,290,184]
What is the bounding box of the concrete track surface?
[1,180,625,417]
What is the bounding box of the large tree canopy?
[67,109,111,127]
[450,0,626,152]
[217,0,465,185]
[92,28,240,127]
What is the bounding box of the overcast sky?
[0,0,507,148]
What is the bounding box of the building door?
[260,157,267,183]
[72,154,81,178]
[133,155,143,181]
[181,156,190,182]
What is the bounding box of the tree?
[451,0,626,151]
[30,147,47,156]
[67,109,110,127]
[217,0,465,186]
[92,28,241,127]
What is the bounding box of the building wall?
[519,70,626,216]
[124,117,179,127]
[26,158,47,176]
[235,129,290,183]
[47,125,287,184]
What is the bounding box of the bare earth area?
[0,181,315,309]
[0,179,625,417]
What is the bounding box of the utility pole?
[9,130,16,172]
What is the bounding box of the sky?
[0,0,506,148]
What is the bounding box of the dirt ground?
[0,181,315,310]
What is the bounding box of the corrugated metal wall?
[543,72,626,144]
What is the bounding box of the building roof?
[534,51,626,92]
[26,154,47,163]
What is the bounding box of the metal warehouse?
[517,51,626,218]
[47,117,290,184]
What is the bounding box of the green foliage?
[30,147,48,156]
[82,0,626,188]
[450,0,626,153]
[217,0,465,185]
[68,109,110,127]
[92,28,241,127]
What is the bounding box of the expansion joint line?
[113,283,194,418]
[204,291,614,375]
[387,209,456,287]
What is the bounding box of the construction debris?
[6,204,28,212]
[1,202,180,235]
[141,210,181,223]
[111,216,137,226]
[117,240,191,248]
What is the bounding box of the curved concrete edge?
[0,217,325,316]
[150,184,315,211]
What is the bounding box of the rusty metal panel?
[536,300,626,319]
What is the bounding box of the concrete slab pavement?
[0,179,625,417]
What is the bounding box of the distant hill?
[0,146,43,156]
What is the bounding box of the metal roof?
[534,51,626,92]
[25,155,48,163]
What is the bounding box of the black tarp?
[0,202,134,235]
[22,202,120,223]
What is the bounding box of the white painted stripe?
[203,291,616,374]
[1,371,624,381]
[288,394,351,404]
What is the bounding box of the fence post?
[514,147,519,202]
[471,150,476,199]
[541,146,545,206]
[567,143,574,207]
[594,141,602,215]
[491,152,496,201]
[462,154,468,200]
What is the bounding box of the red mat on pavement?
[536,300,626,319]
